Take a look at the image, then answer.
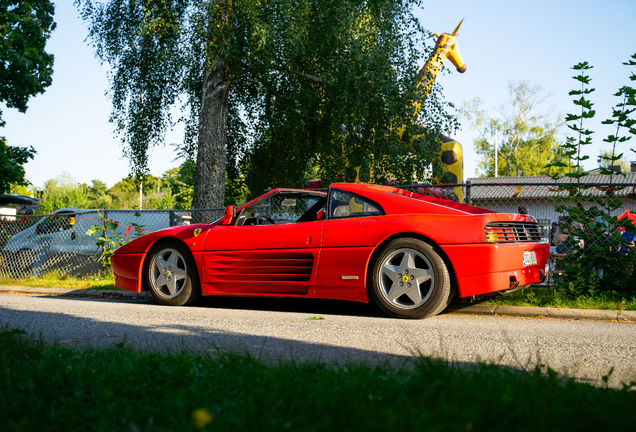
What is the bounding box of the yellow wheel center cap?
[402,275,409,283]
[166,271,171,277]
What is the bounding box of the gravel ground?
[1,292,635,388]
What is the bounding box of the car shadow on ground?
[196,295,389,318]
[19,290,391,319]
[28,290,475,319]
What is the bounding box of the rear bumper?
[111,252,145,293]
[440,242,549,298]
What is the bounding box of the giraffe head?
[433,19,466,73]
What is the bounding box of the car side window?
[238,194,326,226]
[329,190,383,219]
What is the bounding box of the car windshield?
[237,191,327,225]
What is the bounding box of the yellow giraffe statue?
[404,19,466,202]
[355,20,467,202]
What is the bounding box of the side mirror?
[222,205,236,225]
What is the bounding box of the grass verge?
[484,287,636,311]
[1,328,635,431]
[0,270,120,291]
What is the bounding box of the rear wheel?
[145,241,200,306]
[370,238,451,319]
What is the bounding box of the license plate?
[523,250,537,266]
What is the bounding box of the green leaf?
[86,225,103,236]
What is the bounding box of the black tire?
[144,240,201,306]
[369,238,451,319]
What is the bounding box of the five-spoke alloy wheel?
[145,241,200,306]
[370,238,451,319]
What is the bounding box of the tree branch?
[275,67,339,107]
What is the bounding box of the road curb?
[0,286,152,299]
[617,310,636,322]
[445,302,629,322]
[0,286,633,322]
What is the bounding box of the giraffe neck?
[417,42,452,96]
[410,35,456,121]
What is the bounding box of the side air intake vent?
[205,251,314,282]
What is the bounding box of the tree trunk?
[191,61,229,223]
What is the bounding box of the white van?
[1,208,184,274]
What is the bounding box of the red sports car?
[111,183,548,319]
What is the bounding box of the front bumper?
[111,252,146,293]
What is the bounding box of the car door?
[314,188,385,301]
[202,191,327,295]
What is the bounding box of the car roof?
[329,183,496,216]
[241,183,495,217]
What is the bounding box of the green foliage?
[80,179,112,208]
[597,149,629,173]
[86,213,126,267]
[546,62,596,182]
[0,0,56,126]
[0,136,36,193]
[0,270,118,290]
[77,0,457,204]
[130,211,146,239]
[76,0,186,179]
[484,287,636,311]
[6,182,36,196]
[2,329,636,431]
[162,159,195,209]
[37,169,189,213]
[551,56,636,294]
[38,172,92,213]
[460,80,569,177]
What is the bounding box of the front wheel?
[370,238,451,319]
[144,241,201,306]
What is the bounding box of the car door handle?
[306,236,312,246]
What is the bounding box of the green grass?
[1,328,635,432]
[486,287,636,311]
[0,270,121,291]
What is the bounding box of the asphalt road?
[1,292,635,388]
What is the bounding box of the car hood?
[114,223,214,255]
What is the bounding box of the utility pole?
[139,181,143,210]
[494,130,498,178]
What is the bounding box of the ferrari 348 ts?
[111,183,549,319]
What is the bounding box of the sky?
[2,0,636,189]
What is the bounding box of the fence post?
[465,180,471,205]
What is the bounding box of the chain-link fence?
[401,180,636,234]
[3,178,636,288]
[0,208,224,278]
[403,177,636,287]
